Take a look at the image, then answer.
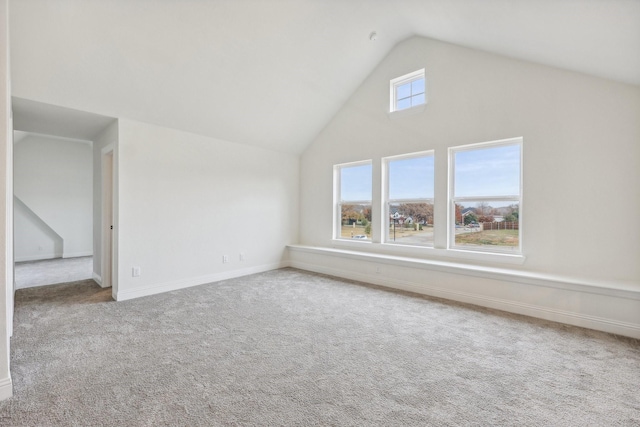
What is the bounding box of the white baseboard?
[115,261,288,301]
[0,376,12,401]
[288,246,640,339]
[16,252,93,263]
[62,251,93,259]
[14,254,60,263]
[92,273,103,286]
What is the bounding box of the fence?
[481,221,519,230]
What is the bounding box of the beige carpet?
[0,268,638,426]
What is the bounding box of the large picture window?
[383,152,434,246]
[450,138,522,253]
[334,161,373,241]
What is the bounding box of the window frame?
[448,137,523,254]
[389,69,426,113]
[382,150,435,247]
[333,160,373,242]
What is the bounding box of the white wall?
[0,0,13,401]
[296,36,640,337]
[114,119,299,300]
[14,133,93,260]
[13,196,62,260]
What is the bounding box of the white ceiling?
[9,0,640,154]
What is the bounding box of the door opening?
[101,147,114,292]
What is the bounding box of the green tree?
[504,213,517,222]
[464,212,478,225]
[505,204,519,222]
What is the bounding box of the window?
[450,138,522,253]
[383,152,435,246]
[334,161,372,241]
[390,69,426,112]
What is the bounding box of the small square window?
[390,69,426,113]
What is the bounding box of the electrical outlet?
[223,255,229,264]
[132,266,141,277]
[239,252,245,262]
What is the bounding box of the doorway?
[11,98,118,299]
[101,146,114,294]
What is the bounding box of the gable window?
[334,161,372,241]
[383,151,434,246]
[390,69,426,112]
[449,138,522,253]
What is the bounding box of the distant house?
[390,211,408,225]
[461,207,477,215]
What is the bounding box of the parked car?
[468,223,480,228]
[353,235,367,239]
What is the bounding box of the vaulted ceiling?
[10,0,640,153]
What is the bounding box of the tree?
[398,203,434,225]
[364,223,371,235]
[341,204,359,225]
[476,202,491,216]
[464,212,478,225]
[362,206,372,222]
[504,204,519,222]
[478,215,494,223]
[455,204,463,225]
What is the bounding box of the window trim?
[333,160,373,243]
[448,137,523,255]
[382,150,435,247]
[389,69,426,113]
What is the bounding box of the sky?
[340,143,520,202]
[454,144,521,197]
[388,155,434,200]
[341,163,372,201]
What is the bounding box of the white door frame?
[101,144,115,295]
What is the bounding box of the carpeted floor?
[1,268,639,426]
[14,256,93,289]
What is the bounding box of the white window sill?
[288,244,640,300]
[333,238,372,246]
[388,104,426,119]
[332,239,525,265]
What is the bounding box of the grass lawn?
[340,225,434,238]
[455,229,519,247]
[340,225,370,239]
